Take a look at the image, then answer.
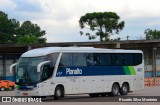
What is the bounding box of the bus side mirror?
[37,61,51,72]
[10,63,17,73]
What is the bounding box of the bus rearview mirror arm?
[10,63,17,73]
[37,61,51,72]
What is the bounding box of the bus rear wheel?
[120,83,129,95]
[108,84,119,96]
[54,86,64,100]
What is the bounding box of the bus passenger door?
[41,65,52,96]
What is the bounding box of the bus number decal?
[137,68,142,72]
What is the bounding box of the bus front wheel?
[54,86,64,100]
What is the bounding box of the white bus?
[10,47,144,100]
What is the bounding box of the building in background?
[0,40,160,81]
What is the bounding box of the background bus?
[10,47,144,100]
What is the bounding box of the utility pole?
[153,48,157,86]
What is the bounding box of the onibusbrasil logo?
[1,97,42,102]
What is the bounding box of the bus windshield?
[16,57,44,85]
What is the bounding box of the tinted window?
[45,53,59,67]
[86,53,97,66]
[59,53,142,67]
[134,53,142,65]
[112,54,124,66]
[111,53,142,66]
[124,54,134,65]
[73,53,87,66]
[60,53,73,66]
[94,53,111,66]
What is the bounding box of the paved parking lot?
[0,90,15,96]
[0,86,160,96]
[0,86,160,105]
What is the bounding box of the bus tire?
[54,86,64,100]
[120,83,129,95]
[109,84,119,96]
[89,93,99,97]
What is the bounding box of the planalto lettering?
[66,68,82,75]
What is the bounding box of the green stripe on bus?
[128,66,136,75]
[123,66,131,75]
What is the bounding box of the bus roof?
[21,47,143,57]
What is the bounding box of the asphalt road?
[0,86,160,105]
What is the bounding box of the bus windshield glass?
[16,57,44,85]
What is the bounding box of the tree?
[0,11,47,44]
[18,35,38,44]
[17,21,46,43]
[145,29,160,40]
[0,11,20,44]
[79,12,125,41]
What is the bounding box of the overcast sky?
[0,0,160,42]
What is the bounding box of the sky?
[0,0,160,42]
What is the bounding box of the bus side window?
[46,53,59,67]
[134,53,142,65]
[86,54,97,66]
[86,53,112,66]
[98,53,111,66]
[44,53,59,78]
[93,54,101,65]
[124,54,133,66]
[51,53,59,67]
[112,54,123,66]
[73,53,86,66]
[59,53,73,67]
